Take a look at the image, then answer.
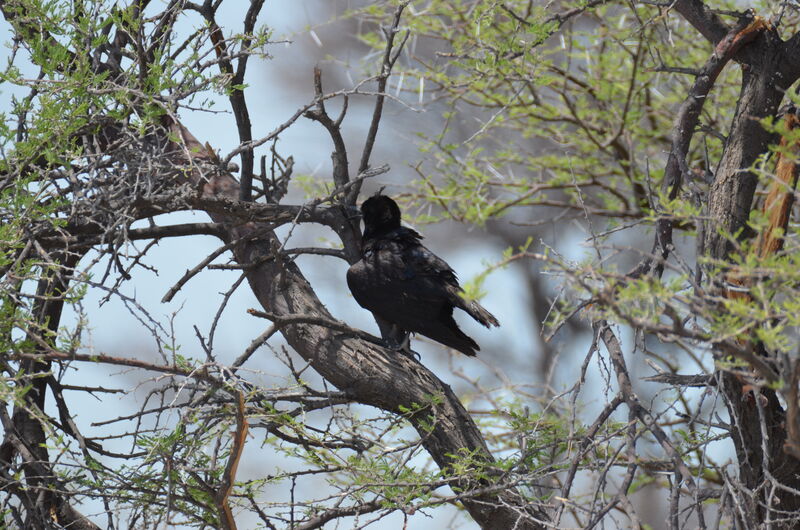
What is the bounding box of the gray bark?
[704,28,800,528]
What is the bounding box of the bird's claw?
[382,337,420,360]
[398,346,421,361]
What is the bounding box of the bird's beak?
[344,204,362,221]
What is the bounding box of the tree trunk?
[705,37,800,527]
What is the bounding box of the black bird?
[347,194,499,356]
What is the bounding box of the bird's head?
[360,194,401,238]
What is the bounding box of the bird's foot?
[382,337,420,360]
[398,345,421,361]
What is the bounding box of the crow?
[346,194,499,356]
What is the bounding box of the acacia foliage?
[356,1,800,528]
[3,0,800,529]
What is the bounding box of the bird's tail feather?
[422,317,480,356]
[465,301,499,328]
[435,330,480,357]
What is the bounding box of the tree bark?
[704,30,800,527]
[705,50,786,259]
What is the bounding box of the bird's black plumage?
[347,194,499,356]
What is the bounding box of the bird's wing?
[349,228,456,310]
[395,229,499,328]
[347,227,494,353]
[391,228,459,287]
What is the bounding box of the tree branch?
[349,1,410,204]
[630,13,769,278]
[595,321,698,491]
[194,0,265,202]
[304,67,350,194]
[671,0,730,45]
[215,391,248,530]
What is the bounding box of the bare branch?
[350,1,411,204]
[595,321,698,491]
[304,67,350,194]
[215,391,248,530]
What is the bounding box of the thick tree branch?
[671,0,730,45]
[704,26,800,260]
